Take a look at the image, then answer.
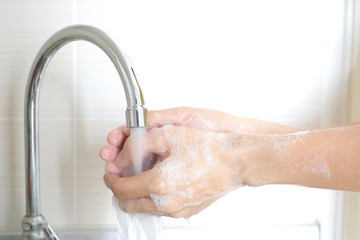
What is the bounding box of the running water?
[114,127,163,240]
[130,127,147,175]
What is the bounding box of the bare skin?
[100,107,360,218]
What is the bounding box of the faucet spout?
[22,25,148,239]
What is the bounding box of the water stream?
[114,127,162,240]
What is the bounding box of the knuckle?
[119,199,133,213]
[107,131,116,144]
[149,180,169,196]
[163,200,181,214]
[170,210,185,218]
[111,186,122,199]
[118,202,129,213]
[176,106,188,115]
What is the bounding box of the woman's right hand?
[103,125,254,218]
[148,107,297,134]
[100,107,298,175]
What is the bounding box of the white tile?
[0,40,40,118]
[0,1,73,40]
[0,0,74,119]
[77,119,120,226]
[0,0,76,225]
[0,41,74,119]
[77,0,118,29]
[76,42,128,120]
[39,118,76,227]
[76,0,141,120]
[0,43,75,229]
[38,45,75,119]
[0,118,25,231]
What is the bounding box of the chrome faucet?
[22,25,148,240]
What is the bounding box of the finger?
[115,127,167,167]
[104,170,156,199]
[148,107,192,129]
[99,145,119,161]
[142,127,168,154]
[107,126,130,147]
[118,196,185,218]
[118,197,159,214]
[149,107,224,132]
[170,197,218,218]
[114,149,133,168]
[110,128,167,176]
[105,162,122,175]
[186,198,217,217]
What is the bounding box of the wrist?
[221,132,273,187]
[242,134,278,187]
[223,132,303,187]
[236,131,314,187]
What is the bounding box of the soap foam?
[149,127,226,214]
[268,131,309,153]
[303,154,330,180]
[150,193,174,212]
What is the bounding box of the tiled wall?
[0,0,121,231]
[0,0,351,236]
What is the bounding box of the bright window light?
[77,0,345,239]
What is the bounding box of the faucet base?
[21,215,47,240]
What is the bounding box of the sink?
[0,231,118,240]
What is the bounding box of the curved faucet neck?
[26,24,148,129]
[23,25,148,238]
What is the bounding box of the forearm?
[232,125,360,191]
[233,117,300,134]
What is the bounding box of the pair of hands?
[100,107,295,218]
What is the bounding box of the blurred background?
[0,0,359,239]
